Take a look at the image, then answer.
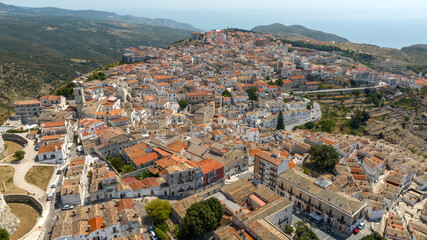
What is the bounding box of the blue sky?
[1,0,427,48]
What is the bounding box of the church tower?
[74,86,85,118]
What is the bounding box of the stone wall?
[0,135,6,159]
[2,133,28,147]
[0,192,20,235]
[3,194,43,215]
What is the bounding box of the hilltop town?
[1,29,426,240]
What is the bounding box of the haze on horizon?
[2,0,427,48]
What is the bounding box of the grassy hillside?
[0,16,191,120]
[0,2,198,31]
[252,23,349,42]
[401,44,427,63]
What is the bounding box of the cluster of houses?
[9,29,427,240]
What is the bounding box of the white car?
[63,205,74,210]
[51,183,57,188]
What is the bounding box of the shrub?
[13,150,25,160]
[0,228,9,240]
[178,99,188,109]
[284,225,294,234]
[155,228,168,240]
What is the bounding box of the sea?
[126,9,427,49]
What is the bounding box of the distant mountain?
[0,15,191,119]
[251,23,349,42]
[0,2,199,31]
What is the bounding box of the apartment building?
[276,168,367,235]
[14,99,41,124]
[254,151,289,187]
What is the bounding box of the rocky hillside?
[252,23,349,42]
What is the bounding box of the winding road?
[0,133,60,240]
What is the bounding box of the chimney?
[87,225,91,232]
[102,221,106,227]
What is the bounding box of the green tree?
[277,111,285,130]
[0,229,8,240]
[145,199,171,225]
[136,170,153,180]
[294,221,319,240]
[121,165,136,174]
[348,109,370,130]
[305,122,315,129]
[222,90,231,97]
[246,87,258,101]
[308,144,340,172]
[13,150,25,160]
[360,231,386,240]
[178,99,188,109]
[318,119,335,132]
[155,228,168,240]
[284,225,294,235]
[205,198,224,223]
[352,90,361,98]
[276,78,284,86]
[177,198,224,240]
[108,156,125,172]
[401,122,407,129]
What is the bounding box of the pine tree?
[277,111,285,130]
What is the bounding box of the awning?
[309,212,323,222]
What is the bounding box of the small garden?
[107,155,136,174]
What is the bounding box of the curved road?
[285,102,322,130]
[0,133,60,240]
[294,84,387,95]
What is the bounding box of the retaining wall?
[3,194,43,215]
[2,133,28,146]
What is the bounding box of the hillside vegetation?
[0,2,198,31]
[252,23,349,42]
[0,16,191,119]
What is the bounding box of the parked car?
[63,205,74,210]
[56,170,62,175]
[149,226,156,237]
[51,183,57,188]
[358,222,365,230]
[46,192,54,201]
[353,228,359,235]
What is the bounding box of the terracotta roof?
[88,216,104,233]
[133,152,159,166]
[198,158,224,174]
[38,143,62,154]
[15,99,40,105]
[41,121,65,128]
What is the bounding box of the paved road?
[291,211,372,240]
[285,102,322,130]
[134,199,154,240]
[0,133,71,240]
[294,84,387,95]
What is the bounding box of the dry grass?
[2,141,25,162]
[0,166,26,194]
[24,166,55,191]
[8,203,39,240]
